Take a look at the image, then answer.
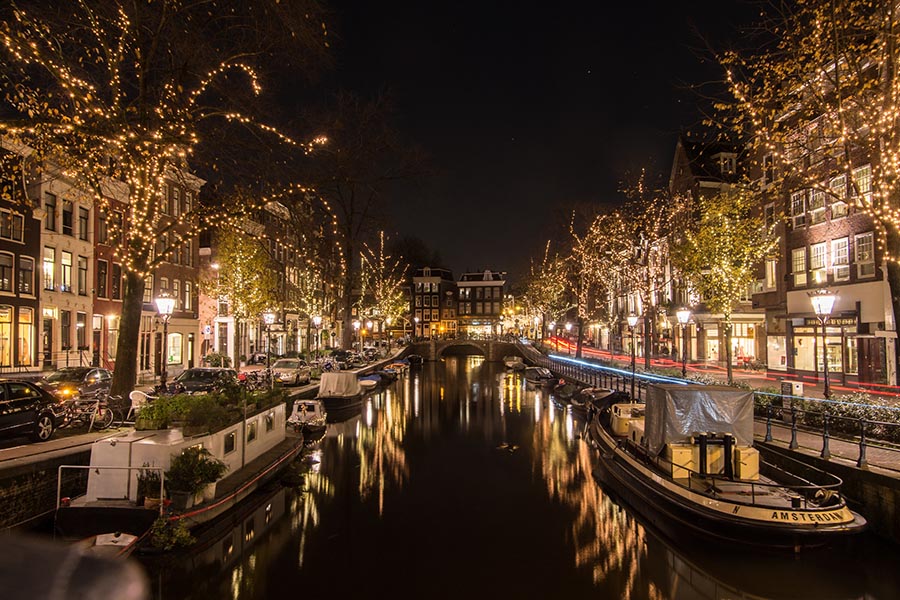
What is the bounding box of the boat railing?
[57,465,166,515]
[621,438,844,511]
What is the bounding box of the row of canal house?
[410,268,508,339]
[0,142,204,381]
[599,132,894,388]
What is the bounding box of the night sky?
[326,2,758,282]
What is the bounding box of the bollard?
[789,406,799,449]
[857,418,868,469]
[765,405,773,442]
[820,413,831,460]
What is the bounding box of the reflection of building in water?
[358,388,410,515]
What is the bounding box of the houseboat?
[587,384,867,550]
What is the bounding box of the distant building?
[411,267,456,338]
[457,269,506,338]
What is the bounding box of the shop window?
[17,307,32,366]
[167,332,183,365]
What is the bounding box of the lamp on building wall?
[263,311,275,389]
[809,288,837,398]
[627,313,639,399]
[676,307,692,378]
[312,315,322,360]
[155,292,176,391]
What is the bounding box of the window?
[76,312,87,349]
[160,277,168,294]
[111,211,123,245]
[60,251,72,292]
[415,296,422,307]
[432,309,439,321]
[423,295,430,307]
[764,204,776,228]
[792,248,807,287]
[78,207,89,241]
[62,200,73,236]
[184,240,192,267]
[432,295,438,306]
[265,412,274,432]
[97,259,108,298]
[77,256,87,295]
[762,153,775,186]
[247,420,257,443]
[184,281,192,311]
[808,189,826,225]
[17,307,32,366]
[414,309,422,322]
[43,247,55,291]
[97,210,108,244]
[853,164,872,196]
[832,238,850,281]
[143,275,153,303]
[44,193,57,231]
[110,263,122,299]
[224,431,236,454]
[765,258,777,290]
[60,310,71,350]
[790,191,806,227]
[0,254,11,292]
[830,175,848,219]
[810,242,827,284]
[184,191,193,213]
[173,280,181,310]
[856,232,876,278]
[0,210,22,241]
[18,257,33,295]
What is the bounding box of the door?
[858,338,885,384]
[42,318,53,368]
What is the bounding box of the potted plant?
[136,463,163,508]
[165,446,228,510]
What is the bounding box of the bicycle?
[58,394,115,431]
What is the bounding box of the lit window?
[855,232,875,278]
[832,238,849,281]
[792,248,807,287]
[810,243,827,284]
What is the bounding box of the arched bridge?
[405,339,523,362]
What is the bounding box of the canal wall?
[0,447,91,531]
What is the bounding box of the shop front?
[789,314,885,385]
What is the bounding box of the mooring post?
[765,405,773,442]
[820,413,831,460]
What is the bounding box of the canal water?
[146,356,900,599]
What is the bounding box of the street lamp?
[414,316,420,339]
[154,292,176,392]
[549,321,556,352]
[565,322,573,356]
[809,288,837,399]
[263,311,275,389]
[676,307,692,378]
[312,315,322,360]
[353,320,361,352]
[533,316,540,343]
[627,313,639,399]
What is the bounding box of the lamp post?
[263,311,275,389]
[353,320,361,352]
[414,316,420,339]
[565,322,573,356]
[549,321,556,352]
[312,315,322,360]
[627,313,639,399]
[809,289,837,399]
[533,316,540,344]
[676,307,692,378]
[155,292,176,392]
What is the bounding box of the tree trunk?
[576,315,584,359]
[109,271,145,397]
[724,318,734,384]
[233,317,242,370]
[885,254,900,386]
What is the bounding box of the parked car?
[330,350,351,370]
[0,379,66,442]
[38,367,112,400]
[173,367,237,394]
[272,359,312,386]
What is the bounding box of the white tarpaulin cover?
[316,372,362,398]
[644,384,754,456]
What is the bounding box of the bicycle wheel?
[94,405,115,430]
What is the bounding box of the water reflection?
[148,358,900,599]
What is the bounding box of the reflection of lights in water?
[231,566,241,600]
[565,410,574,442]
[534,393,541,423]
[366,399,374,427]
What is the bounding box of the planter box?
[169,490,194,512]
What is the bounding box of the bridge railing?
[537,350,900,469]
